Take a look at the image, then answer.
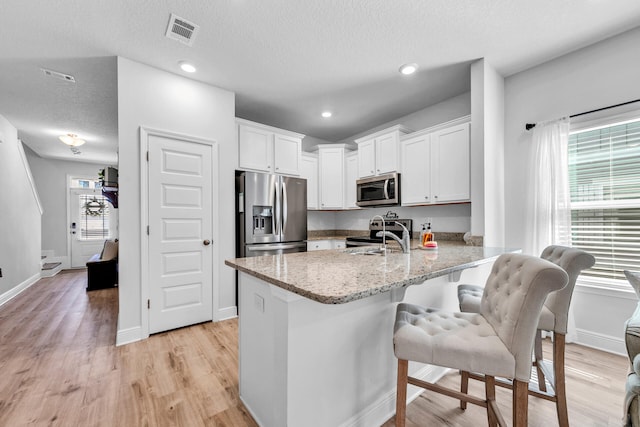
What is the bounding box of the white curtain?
[525,117,572,256]
[525,117,575,341]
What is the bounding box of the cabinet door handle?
[434,195,438,199]
[425,196,429,199]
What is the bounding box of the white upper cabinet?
[274,134,302,175]
[431,122,470,203]
[237,118,304,176]
[238,124,272,172]
[318,144,352,210]
[401,118,470,206]
[300,152,319,209]
[355,125,411,178]
[344,151,359,209]
[401,133,431,205]
[357,139,376,178]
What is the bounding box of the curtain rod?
[525,98,640,131]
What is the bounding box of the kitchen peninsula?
[225,242,518,427]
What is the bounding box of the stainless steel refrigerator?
[236,171,307,257]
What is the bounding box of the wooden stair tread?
[42,262,62,270]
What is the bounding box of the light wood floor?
[0,270,628,426]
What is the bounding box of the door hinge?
[147,225,150,235]
[147,299,150,309]
[146,151,149,161]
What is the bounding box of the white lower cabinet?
[401,120,470,206]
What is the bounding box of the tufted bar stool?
[456,245,595,427]
[394,253,569,427]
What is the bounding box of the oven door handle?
[383,179,390,200]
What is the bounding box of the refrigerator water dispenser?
[252,206,273,235]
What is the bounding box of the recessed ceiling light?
[321,111,332,118]
[59,133,86,147]
[179,61,196,73]
[399,63,419,75]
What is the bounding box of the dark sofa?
[86,239,118,291]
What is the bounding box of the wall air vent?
[41,68,76,83]
[165,13,199,46]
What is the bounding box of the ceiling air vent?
[41,68,76,83]
[165,14,199,46]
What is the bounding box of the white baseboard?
[341,364,449,427]
[40,265,62,278]
[216,305,238,321]
[576,328,626,356]
[116,325,144,346]
[0,272,41,307]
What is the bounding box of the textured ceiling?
[1,0,640,163]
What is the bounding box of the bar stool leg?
[396,359,408,427]
[513,380,529,427]
[460,371,469,409]
[554,333,569,427]
[485,375,498,427]
[534,330,547,392]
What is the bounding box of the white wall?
[339,92,471,143]
[504,26,640,353]
[331,205,470,235]
[24,147,110,267]
[116,57,236,345]
[0,114,42,303]
[471,60,505,246]
[302,135,335,152]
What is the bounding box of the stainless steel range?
[345,219,413,248]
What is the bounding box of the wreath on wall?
[83,197,106,216]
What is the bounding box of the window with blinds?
[569,117,640,285]
[79,194,110,240]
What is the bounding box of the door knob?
[203,239,211,246]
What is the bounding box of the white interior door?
[148,133,213,334]
[70,189,111,268]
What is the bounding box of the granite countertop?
[225,241,518,304]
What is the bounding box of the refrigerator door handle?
[274,178,281,236]
[282,179,288,233]
[246,242,307,251]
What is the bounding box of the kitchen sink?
[343,247,399,256]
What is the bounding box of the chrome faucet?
[370,215,387,251]
[376,221,411,253]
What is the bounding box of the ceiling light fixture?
[179,61,196,73]
[321,111,332,118]
[399,63,419,75]
[59,133,86,147]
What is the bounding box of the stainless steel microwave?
[356,172,400,207]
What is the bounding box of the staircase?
[41,254,62,277]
